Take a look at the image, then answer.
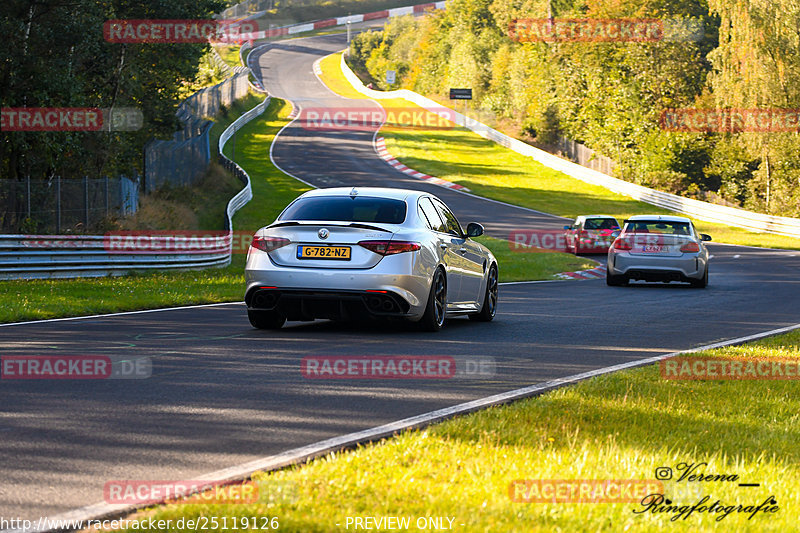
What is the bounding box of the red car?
[564,215,621,254]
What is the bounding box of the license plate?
[643,245,664,253]
[297,245,351,260]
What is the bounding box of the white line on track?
[0,302,243,327]
[710,242,800,252]
[0,280,560,327]
[27,321,800,533]
[0,279,561,328]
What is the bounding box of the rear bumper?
[244,250,431,320]
[608,253,706,281]
[245,287,415,321]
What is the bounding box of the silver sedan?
[244,187,498,330]
[606,215,711,288]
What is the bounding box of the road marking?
[710,242,800,252]
[734,254,741,258]
[0,279,583,326]
[499,279,564,285]
[32,321,800,533]
[268,99,319,188]
[0,302,244,327]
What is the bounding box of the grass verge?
[475,236,595,281]
[214,45,242,68]
[319,52,800,250]
[112,329,800,532]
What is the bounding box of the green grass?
[476,236,595,281]
[224,98,312,232]
[214,44,242,68]
[319,52,800,251]
[0,269,245,323]
[209,93,268,159]
[114,329,800,532]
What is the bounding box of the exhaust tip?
[252,290,279,309]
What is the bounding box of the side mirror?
[700,234,712,242]
[466,222,484,237]
[563,225,571,230]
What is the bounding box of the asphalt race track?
[2,33,799,523]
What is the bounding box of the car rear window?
[280,196,407,224]
[584,218,620,230]
[624,221,691,235]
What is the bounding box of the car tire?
[419,268,447,331]
[248,309,286,329]
[469,263,498,322]
[690,267,708,288]
[606,271,627,286]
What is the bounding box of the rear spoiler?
[267,221,392,233]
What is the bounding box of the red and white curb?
[555,263,606,280]
[375,136,469,192]
[232,1,446,42]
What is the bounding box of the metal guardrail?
[0,96,270,280]
[0,235,231,280]
[220,96,271,231]
[340,55,800,238]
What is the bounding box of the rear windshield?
[280,196,407,224]
[584,218,620,230]
[624,221,692,235]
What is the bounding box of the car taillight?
[358,240,421,255]
[251,236,290,252]
[613,238,632,251]
[680,242,700,253]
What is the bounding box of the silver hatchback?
[607,215,711,287]
[244,187,498,330]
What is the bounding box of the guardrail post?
[26,176,31,219]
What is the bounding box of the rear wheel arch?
[418,266,448,331]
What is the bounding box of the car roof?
[298,187,430,202]
[578,215,619,220]
[626,214,692,223]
